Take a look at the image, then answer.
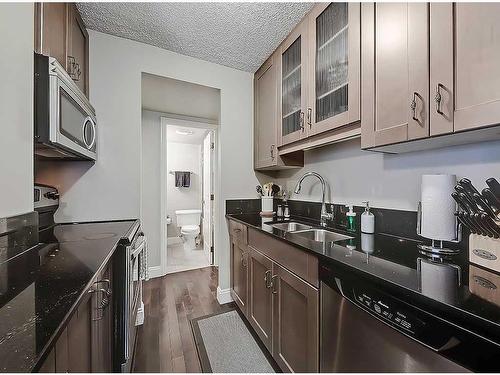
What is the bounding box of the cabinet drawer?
[228,220,248,245]
[248,227,318,287]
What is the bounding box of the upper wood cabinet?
[308,3,361,137]
[433,3,500,134]
[362,2,500,152]
[254,2,361,170]
[255,53,279,169]
[35,3,89,97]
[254,53,304,170]
[278,18,309,146]
[361,3,429,149]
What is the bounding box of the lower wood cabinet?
[38,260,113,373]
[248,247,274,352]
[228,220,319,373]
[230,236,249,315]
[272,263,319,373]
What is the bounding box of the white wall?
[166,142,202,233]
[141,110,162,267]
[0,4,34,217]
[38,31,257,296]
[276,138,500,211]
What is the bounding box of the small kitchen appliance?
[34,53,97,160]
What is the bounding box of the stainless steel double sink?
[266,221,353,243]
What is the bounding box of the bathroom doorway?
[160,117,217,274]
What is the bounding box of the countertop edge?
[31,219,138,372]
[225,214,500,342]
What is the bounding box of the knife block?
[469,234,500,273]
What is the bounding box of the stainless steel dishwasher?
[320,263,475,373]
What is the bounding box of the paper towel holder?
[416,201,462,256]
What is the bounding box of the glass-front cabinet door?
[279,19,309,147]
[308,3,360,136]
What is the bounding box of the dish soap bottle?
[346,205,356,232]
[361,201,375,234]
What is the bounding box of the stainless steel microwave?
[34,53,97,160]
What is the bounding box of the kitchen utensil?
[480,213,500,238]
[456,211,478,234]
[457,191,477,214]
[263,183,271,197]
[465,212,486,236]
[459,178,482,198]
[482,188,500,219]
[475,212,497,238]
[452,192,468,213]
[472,192,497,220]
[271,184,280,197]
[486,178,500,200]
[256,185,263,196]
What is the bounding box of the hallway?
[133,267,232,372]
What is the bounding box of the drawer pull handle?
[264,270,272,288]
[271,275,279,294]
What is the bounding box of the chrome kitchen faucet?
[293,172,334,227]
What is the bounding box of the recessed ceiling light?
[175,129,194,136]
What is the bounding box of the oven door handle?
[131,239,146,259]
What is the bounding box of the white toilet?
[175,209,202,251]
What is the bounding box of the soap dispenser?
[346,205,356,232]
[361,201,375,234]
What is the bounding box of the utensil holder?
[261,197,274,215]
[469,234,500,273]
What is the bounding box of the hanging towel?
[175,171,191,187]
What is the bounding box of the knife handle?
[459,178,481,197]
[472,192,497,219]
[486,178,500,200]
[482,188,500,217]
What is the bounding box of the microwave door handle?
[82,117,96,150]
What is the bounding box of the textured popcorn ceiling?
[76,2,313,72]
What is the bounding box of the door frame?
[202,130,215,264]
[159,116,219,276]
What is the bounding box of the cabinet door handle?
[299,111,305,132]
[435,83,444,115]
[241,252,247,267]
[307,108,312,127]
[271,275,279,294]
[410,92,423,123]
[270,144,275,159]
[264,270,272,288]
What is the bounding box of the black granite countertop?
[0,220,136,373]
[226,212,500,349]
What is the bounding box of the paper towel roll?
[421,174,457,241]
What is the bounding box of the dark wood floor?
[133,266,231,373]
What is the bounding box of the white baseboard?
[148,265,165,279]
[167,236,182,246]
[217,286,233,305]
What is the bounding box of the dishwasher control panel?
[352,289,424,335]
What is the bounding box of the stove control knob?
[374,304,381,314]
